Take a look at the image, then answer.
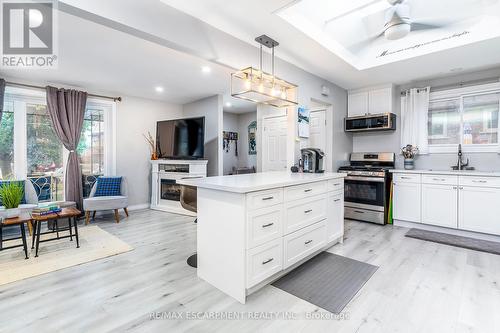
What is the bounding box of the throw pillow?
[94,177,122,197]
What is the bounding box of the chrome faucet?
[453,144,469,170]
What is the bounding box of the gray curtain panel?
[46,86,88,209]
[0,78,5,122]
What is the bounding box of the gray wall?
[182,95,223,176]
[353,68,500,171]
[116,95,183,208]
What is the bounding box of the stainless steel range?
[338,152,395,225]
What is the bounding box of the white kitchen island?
[178,171,346,303]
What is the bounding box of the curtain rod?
[5,81,122,102]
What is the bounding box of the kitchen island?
[178,171,346,303]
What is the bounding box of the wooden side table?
[31,207,81,257]
[0,213,31,259]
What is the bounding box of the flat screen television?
[156,117,205,159]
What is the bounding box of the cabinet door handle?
[304,209,313,214]
[262,223,274,228]
[453,186,457,189]
[334,199,341,202]
[304,189,313,193]
[472,180,487,183]
[262,258,274,265]
[400,176,411,179]
[433,178,445,181]
[304,240,313,245]
[262,196,274,201]
[354,210,365,214]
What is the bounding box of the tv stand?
[150,159,208,215]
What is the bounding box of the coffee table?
[31,207,81,257]
[0,213,30,259]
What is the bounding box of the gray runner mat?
[406,228,500,255]
[271,252,378,314]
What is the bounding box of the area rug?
[272,252,378,314]
[406,228,500,255]
[0,225,133,286]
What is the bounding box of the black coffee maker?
[300,148,325,173]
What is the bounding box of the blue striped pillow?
[0,180,26,206]
[94,177,122,197]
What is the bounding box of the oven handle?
[344,176,385,183]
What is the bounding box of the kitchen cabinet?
[348,85,393,117]
[393,182,421,223]
[422,184,458,228]
[327,191,344,243]
[347,91,369,117]
[459,186,500,235]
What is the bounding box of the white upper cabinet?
[347,91,369,117]
[348,85,394,118]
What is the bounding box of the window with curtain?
[1,87,114,201]
[428,84,500,153]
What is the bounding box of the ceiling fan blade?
[349,31,385,52]
[411,22,445,31]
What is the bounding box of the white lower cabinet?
[283,220,327,269]
[327,191,344,243]
[421,184,458,228]
[246,238,283,288]
[393,182,421,223]
[459,186,500,235]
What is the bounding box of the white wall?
[116,95,183,208]
[237,111,257,169]
[352,67,500,170]
[182,95,223,176]
[222,112,239,175]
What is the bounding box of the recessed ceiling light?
[201,66,211,73]
[225,102,232,107]
[155,86,164,93]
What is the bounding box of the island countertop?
[177,171,346,193]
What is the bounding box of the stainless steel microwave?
[344,113,396,132]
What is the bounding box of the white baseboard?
[127,203,150,211]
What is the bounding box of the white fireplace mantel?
[150,159,208,215]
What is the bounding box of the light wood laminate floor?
[1,209,499,333]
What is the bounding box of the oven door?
[344,176,385,209]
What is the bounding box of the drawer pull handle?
[262,196,274,201]
[401,176,411,179]
[262,258,274,265]
[262,223,274,228]
[472,180,487,183]
[354,210,365,214]
[304,209,313,214]
[304,189,313,192]
[433,178,445,181]
[304,240,313,245]
[333,183,340,186]
[334,199,341,202]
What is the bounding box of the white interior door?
[309,109,327,164]
[262,116,287,171]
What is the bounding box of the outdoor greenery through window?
[428,90,500,150]
[0,87,112,202]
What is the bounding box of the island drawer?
[393,173,421,184]
[284,194,327,234]
[246,205,283,249]
[284,181,327,202]
[459,176,500,188]
[247,188,284,210]
[283,220,327,269]
[246,238,283,288]
[328,178,344,193]
[422,174,458,185]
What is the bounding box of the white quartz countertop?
[390,169,500,177]
[177,171,346,193]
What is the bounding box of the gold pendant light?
[231,35,298,108]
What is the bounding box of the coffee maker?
[300,148,325,173]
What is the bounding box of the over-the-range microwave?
[344,113,396,132]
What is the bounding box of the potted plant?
[401,145,419,170]
[0,182,24,219]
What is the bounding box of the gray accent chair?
[83,177,128,224]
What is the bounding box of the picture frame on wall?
[248,121,257,155]
[298,106,310,138]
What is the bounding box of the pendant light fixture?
[231,35,298,108]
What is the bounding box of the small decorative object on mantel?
[143,131,158,160]
[223,131,239,156]
[401,144,419,170]
[0,182,24,219]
